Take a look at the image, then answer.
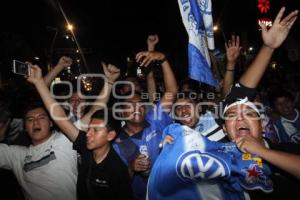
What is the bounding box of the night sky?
[1,0,299,78]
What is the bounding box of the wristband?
[156,57,167,65]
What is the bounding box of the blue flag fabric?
[147,123,273,200]
[178,0,218,87]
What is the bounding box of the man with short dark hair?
[0,102,78,200]
[73,110,132,200]
[27,63,132,200]
[269,90,300,143]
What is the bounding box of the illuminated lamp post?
[66,23,74,32]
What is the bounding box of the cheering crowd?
[0,6,300,200]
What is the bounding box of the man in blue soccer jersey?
[223,81,300,200]
[147,7,299,200]
[173,92,227,142]
[228,99,300,179]
[269,89,300,143]
[113,51,177,200]
[221,7,300,199]
[149,81,277,199]
[152,84,272,200]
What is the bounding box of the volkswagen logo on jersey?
[176,150,230,182]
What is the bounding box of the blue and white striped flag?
[178,0,218,87]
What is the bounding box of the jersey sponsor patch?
[176,150,230,182]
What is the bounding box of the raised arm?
[44,56,73,87]
[146,71,156,103]
[239,7,298,88]
[236,135,300,178]
[79,63,120,127]
[223,35,241,96]
[147,34,159,52]
[136,51,178,110]
[146,34,159,103]
[27,65,79,142]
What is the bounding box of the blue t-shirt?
[113,101,173,200]
[274,109,300,143]
[147,123,273,200]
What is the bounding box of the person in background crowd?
[269,89,300,143]
[113,50,177,200]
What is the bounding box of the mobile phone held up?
[12,60,31,76]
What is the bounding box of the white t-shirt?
[0,131,78,200]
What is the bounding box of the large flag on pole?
[178,0,218,87]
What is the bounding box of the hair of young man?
[91,109,121,133]
[179,79,199,92]
[118,75,142,91]
[22,101,51,121]
[176,91,198,104]
[269,89,294,108]
[118,90,148,103]
[176,91,206,113]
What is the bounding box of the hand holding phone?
[25,65,43,85]
[12,60,31,76]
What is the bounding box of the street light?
[213,25,219,32]
[66,23,74,32]
[213,24,226,43]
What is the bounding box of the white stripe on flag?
[178,0,218,87]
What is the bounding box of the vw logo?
[176,150,230,182]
